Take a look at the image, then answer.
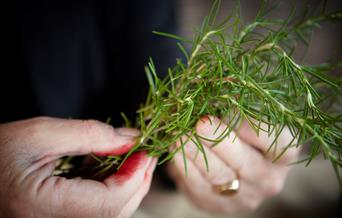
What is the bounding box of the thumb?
[18,117,139,158]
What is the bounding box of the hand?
[0,117,157,218]
[168,116,300,214]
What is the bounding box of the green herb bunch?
[56,0,342,183]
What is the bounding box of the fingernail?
[116,127,140,137]
[111,151,149,185]
[200,115,210,123]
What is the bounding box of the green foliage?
[129,0,342,181]
[57,0,342,184]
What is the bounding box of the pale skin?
[0,116,299,217]
[0,117,157,218]
[168,116,300,214]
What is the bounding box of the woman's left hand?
[168,116,300,214]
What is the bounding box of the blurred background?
[178,0,342,66]
[11,0,341,217]
[136,1,342,218]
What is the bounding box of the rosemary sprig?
[57,0,342,184]
[126,0,342,182]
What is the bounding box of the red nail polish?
[110,151,147,185]
[200,115,209,123]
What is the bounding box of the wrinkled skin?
[0,117,156,218]
[168,116,300,214]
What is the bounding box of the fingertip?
[115,127,141,137]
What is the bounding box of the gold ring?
[212,179,240,196]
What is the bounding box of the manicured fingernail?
[116,127,140,137]
[200,115,209,123]
[112,151,149,185]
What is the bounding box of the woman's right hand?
[0,117,156,218]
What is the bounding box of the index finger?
[237,120,300,164]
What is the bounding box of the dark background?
[5,1,342,217]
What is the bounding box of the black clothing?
[5,0,180,124]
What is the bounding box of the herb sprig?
[56,0,342,184]
[128,0,342,181]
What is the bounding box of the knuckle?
[265,179,284,196]
[80,119,114,140]
[81,119,104,132]
[208,168,232,184]
[236,149,253,174]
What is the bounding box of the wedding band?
[212,179,240,196]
